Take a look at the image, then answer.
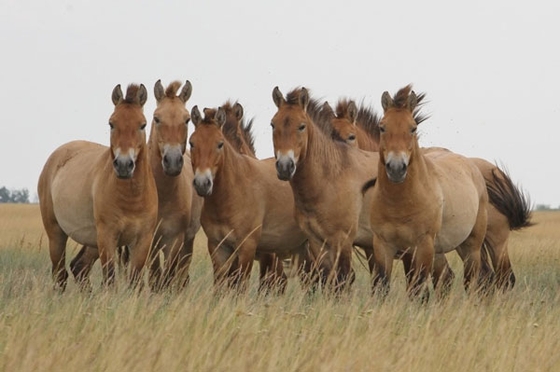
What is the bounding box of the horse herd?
[37,80,533,299]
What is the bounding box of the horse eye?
[270,122,275,129]
[154,116,160,124]
[298,124,306,132]
[348,134,356,141]
[140,123,147,130]
[379,126,386,133]
[109,122,114,130]
[218,141,224,150]
[411,127,417,134]
[189,141,194,149]
[185,118,190,125]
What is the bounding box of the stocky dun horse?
[329,99,532,290]
[189,106,308,291]
[219,102,289,290]
[271,87,380,291]
[38,84,158,290]
[369,85,488,298]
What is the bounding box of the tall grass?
[1,205,559,371]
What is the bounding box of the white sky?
[1,1,558,206]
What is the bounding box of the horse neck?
[205,143,250,206]
[291,121,346,194]
[357,127,379,152]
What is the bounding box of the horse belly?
[50,150,100,247]
[259,223,306,254]
[435,171,480,254]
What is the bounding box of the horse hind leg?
[432,253,455,298]
[484,206,516,291]
[70,245,99,291]
[46,225,70,292]
[456,207,487,294]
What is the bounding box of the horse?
[369,85,489,298]
[188,105,308,291]
[271,86,381,291]
[208,101,290,292]
[329,99,532,290]
[38,83,158,290]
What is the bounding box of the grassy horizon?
[1,204,559,371]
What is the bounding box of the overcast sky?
[1,1,558,206]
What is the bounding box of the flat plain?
[1,204,558,372]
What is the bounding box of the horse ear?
[154,79,164,102]
[137,84,148,107]
[322,101,334,117]
[381,91,393,112]
[233,102,244,121]
[299,88,310,112]
[348,101,358,124]
[191,105,202,127]
[272,86,285,108]
[179,80,192,103]
[112,84,123,106]
[407,91,418,112]
[216,107,227,128]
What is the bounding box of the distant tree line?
[0,186,30,203]
[535,204,560,211]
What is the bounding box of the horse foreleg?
[97,227,118,288]
[371,235,394,298]
[127,234,152,291]
[233,237,258,292]
[407,235,434,302]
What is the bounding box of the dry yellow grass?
[0,205,559,371]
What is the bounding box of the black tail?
[486,166,534,231]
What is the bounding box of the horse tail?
[486,166,534,231]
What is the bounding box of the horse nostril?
[163,155,170,167]
[113,159,118,167]
[127,159,134,171]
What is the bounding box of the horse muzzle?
[275,156,296,181]
[193,171,213,196]
[162,147,184,177]
[113,157,135,179]
[385,159,408,184]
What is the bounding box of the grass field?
[1,204,559,371]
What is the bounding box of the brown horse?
[329,99,532,290]
[206,102,290,291]
[38,84,158,290]
[271,87,380,291]
[369,85,489,298]
[188,105,308,291]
